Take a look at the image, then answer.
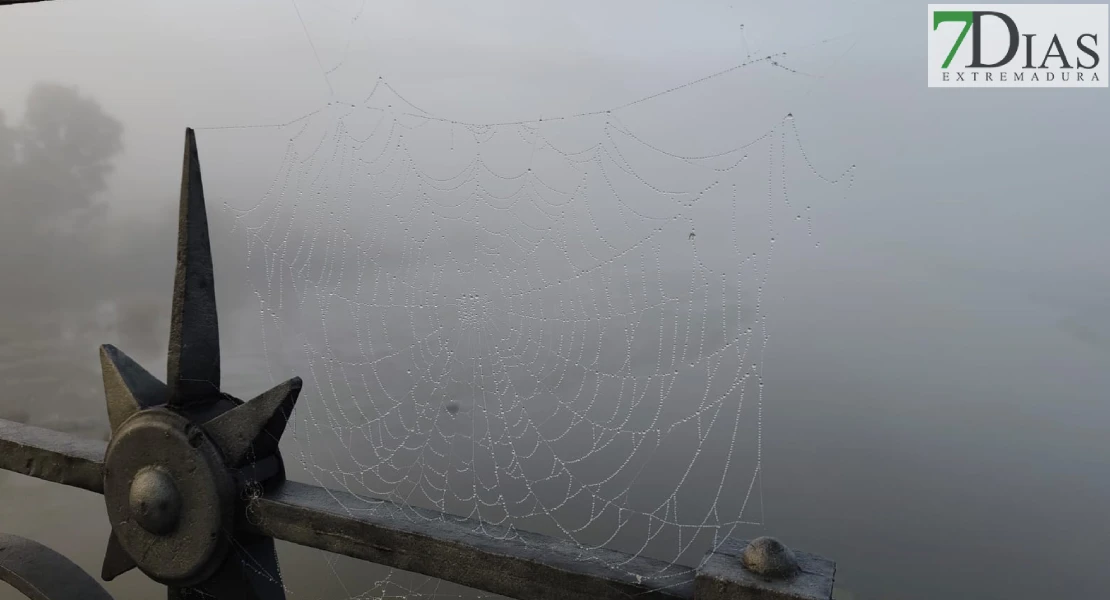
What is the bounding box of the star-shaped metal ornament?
[97,129,299,600]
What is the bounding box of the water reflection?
[1,78,1109,600]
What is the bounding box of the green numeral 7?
[933,10,973,68]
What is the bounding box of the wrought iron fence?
[0,3,839,582]
[0,123,837,600]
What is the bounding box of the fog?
[1,1,1108,599]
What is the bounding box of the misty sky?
[1,1,1108,600]
[2,0,1106,279]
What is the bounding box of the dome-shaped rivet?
[129,467,182,535]
[740,536,800,579]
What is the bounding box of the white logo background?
[929,4,1108,87]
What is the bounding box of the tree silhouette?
[0,83,124,313]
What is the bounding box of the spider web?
[194,4,857,598]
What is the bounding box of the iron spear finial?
[167,127,221,408]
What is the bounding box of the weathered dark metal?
[94,129,302,599]
[0,418,835,600]
[128,466,183,535]
[167,128,221,409]
[740,537,800,579]
[0,418,105,493]
[103,408,235,586]
[101,530,136,582]
[246,480,696,600]
[0,127,836,600]
[101,344,167,432]
[0,534,116,600]
[697,538,835,600]
[204,377,301,467]
[0,416,835,600]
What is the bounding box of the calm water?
[1,247,1108,600]
[2,1,1110,598]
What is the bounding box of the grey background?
[1,1,1108,599]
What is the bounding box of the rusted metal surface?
[0,533,115,600]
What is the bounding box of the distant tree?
[1,82,282,346]
[0,83,124,312]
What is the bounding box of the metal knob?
[740,536,800,579]
[129,467,182,535]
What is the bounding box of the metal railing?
[0,2,838,595]
[0,28,837,589]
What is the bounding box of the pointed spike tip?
[167,124,221,408]
[203,377,302,467]
[100,344,168,431]
[100,532,136,582]
[185,128,198,158]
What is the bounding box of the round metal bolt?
[740,536,800,579]
[129,467,182,535]
[105,409,235,585]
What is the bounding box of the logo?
[928,4,1108,87]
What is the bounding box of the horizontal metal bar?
[247,481,695,600]
[0,420,717,600]
[0,418,105,494]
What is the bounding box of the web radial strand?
[194,8,857,598]
[211,109,850,577]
